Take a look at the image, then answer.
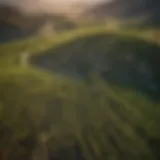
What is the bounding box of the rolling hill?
[0,25,160,159]
[28,28,160,98]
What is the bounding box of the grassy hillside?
[0,26,160,65]
[0,67,159,160]
[27,27,160,97]
[0,26,160,159]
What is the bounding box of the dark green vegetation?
[0,27,160,160]
[30,31,160,99]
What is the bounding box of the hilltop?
[0,26,160,97]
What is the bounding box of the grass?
[0,25,159,96]
[26,30,160,97]
[0,66,159,159]
[0,25,160,66]
[0,25,160,159]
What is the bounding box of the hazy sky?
[0,0,107,13]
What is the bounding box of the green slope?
[0,68,159,160]
[0,26,160,159]
[27,28,160,97]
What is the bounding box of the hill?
[27,27,160,98]
[0,26,160,160]
[82,0,160,25]
[1,26,160,96]
[0,67,159,160]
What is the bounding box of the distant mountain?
[0,5,38,42]
[82,0,160,24]
[0,5,76,43]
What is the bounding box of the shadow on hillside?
[30,33,160,99]
[0,24,37,43]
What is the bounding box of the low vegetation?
[0,25,159,160]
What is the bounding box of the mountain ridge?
[0,5,76,42]
[81,0,160,24]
